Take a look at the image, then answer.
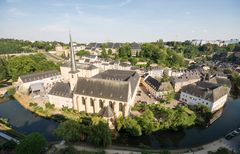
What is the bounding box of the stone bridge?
[0,85,13,96]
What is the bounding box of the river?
[0,99,58,141]
[0,97,239,148]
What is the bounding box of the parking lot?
[134,85,157,104]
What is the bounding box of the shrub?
[29,102,37,107]
[45,102,55,110]
[7,87,16,96]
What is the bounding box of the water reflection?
[0,99,58,141]
[114,97,240,148]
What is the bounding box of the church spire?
[69,32,77,72]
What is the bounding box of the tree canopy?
[1,53,59,81]
[16,133,47,154]
[55,115,112,147]
[0,38,65,54]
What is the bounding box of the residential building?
[180,81,229,112]
[143,75,173,99]
[170,70,201,92]
[148,67,165,78]
[17,70,61,94]
[60,62,99,83]
[130,42,141,56]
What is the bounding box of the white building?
[17,70,61,94]
[60,62,99,83]
[148,67,165,78]
[79,55,98,63]
[73,42,86,51]
[48,82,73,108]
[170,70,201,92]
[180,81,229,112]
[142,75,173,99]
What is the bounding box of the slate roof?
[93,69,137,81]
[181,81,229,102]
[208,76,231,88]
[83,55,97,59]
[75,70,140,101]
[172,71,200,82]
[113,43,122,49]
[48,82,72,98]
[107,42,114,48]
[99,106,114,117]
[30,82,44,92]
[130,42,141,50]
[93,69,140,97]
[145,76,173,92]
[86,43,97,49]
[19,70,60,83]
[74,78,129,102]
[61,62,98,70]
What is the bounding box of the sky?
[0,0,239,43]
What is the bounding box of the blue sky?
[0,0,239,43]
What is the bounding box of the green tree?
[0,58,8,80]
[16,133,47,154]
[116,116,142,136]
[54,120,88,142]
[156,39,165,49]
[76,50,90,57]
[7,53,59,81]
[7,56,37,81]
[137,109,159,134]
[129,57,138,65]
[226,44,235,52]
[183,45,199,58]
[108,49,112,55]
[118,44,131,58]
[100,48,108,58]
[88,121,112,147]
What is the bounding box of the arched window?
[90,98,94,106]
[109,101,113,109]
[99,100,103,108]
[119,103,123,112]
[82,97,85,105]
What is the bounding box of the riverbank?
[0,121,25,140]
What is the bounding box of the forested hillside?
[0,38,66,54]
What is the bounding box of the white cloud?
[119,0,132,7]
[75,6,85,15]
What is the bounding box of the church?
[48,34,140,118]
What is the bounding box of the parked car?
[231,131,239,136]
[225,134,234,140]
